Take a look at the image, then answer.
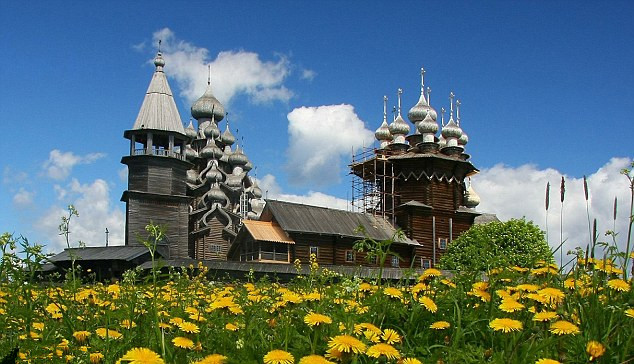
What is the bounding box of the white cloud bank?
[286,104,375,186]
[38,178,124,253]
[474,157,633,261]
[258,174,349,211]
[13,188,35,207]
[42,150,105,181]
[152,28,292,106]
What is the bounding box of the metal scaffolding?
[350,147,398,224]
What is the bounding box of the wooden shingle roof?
[242,220,295,244]
[263,200,418,245]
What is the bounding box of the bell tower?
[121,48,192,258]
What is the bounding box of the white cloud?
[301,69,316,81]
[3,166,28,184]
[286,104,375,186]
[13,188,34,207]
[38,178,125,253]
[473,157,633,264]
[259,174,348,210]
[152,28,293,106]
[42,150,106,181]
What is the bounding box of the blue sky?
[1,1,633,257]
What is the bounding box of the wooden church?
[48,51,493,277]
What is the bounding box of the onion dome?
[200,142,223,160]
[252,180,263,199]
[185,120,197,140]
[205,164,223,183]
[203,122,220,139]
[408,68,437,123]
[441,93,463,140]
[438,135,447,148]
[154,52,165,68]
[228,146,248,166]
[464,182,480,208]
[186,169,198,184]
[388,89,410,138]
[417,109,439,135]
[375,120,392,141]
[220,123,235,146]
[191,70,225,121]
[206,184,228,204]
[184,144,197,160]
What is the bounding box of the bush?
[439,218,553,271]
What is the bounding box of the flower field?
[0,251,633,364]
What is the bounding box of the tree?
[439,218,553,271]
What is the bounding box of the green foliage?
[439,218,553,271]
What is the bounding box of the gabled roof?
[49,246,155,262]
[263,200,418,245]
[242,220,295,244]
[131,58,185,134]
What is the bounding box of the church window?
[421,258,431,269]
[391,255,399,267]
[438,238,448,250]
[210,244,222,253]
[309,246,318,257]
[345,250,355,262]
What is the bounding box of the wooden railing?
[133,148,184,160]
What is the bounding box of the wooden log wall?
[194,217,230,261]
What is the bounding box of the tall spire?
[426,87,431,105]
[441,107,446,126]
[420,67,426,95]
[131,43,185,134]
[449,91,455,120]
[397,88,403,115]
[207,64,211,85]
[383,95,387,123]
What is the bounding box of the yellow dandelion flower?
[441,279,456,288]
[324,347,343,361]
[72,330,91,343]
[419,296,438,313]
[118,347,164,364]
[354,322,382,335]
[169,317,184,326]
[401,358,423,364]
[172,336,194,349]
[535,359,560,364]
[121,319,137,329]
[366,343,401,360]
[489,318,523,333]
[625,308,634,318]
[95,328,122,340]
[586,341,605,361]
[430,321,451,330]
[328,335,366,354]
[420,268,442,280]
[89,352,104,363]
[364,330,381,343]
[537,288,565,305]
[158,322,172,330]
[515,284,539,292]
[359,283,373,292]
[381,328,402,344]
[607,279,630,292]
[178,321,200,334]
[549,320,580,335]
[383,287,403,299]
[468,289,491,303]
[499,298,525,313]
[298,355,334,364]
[192,354,228,364]
[32,322,44,331]
[532,311,558,322]
[304,312,332,327]
[263,349,294,364]
[511,266,529,272]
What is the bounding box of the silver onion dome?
[186,169,198,184]
[200,143,223,160]
[220,125,235,146]
[441,117,462,139]
[205,165,223,183]
[206,184,228,204]
[417,110,439,134]
[153,52,165,68]
[184,144,197,160]
[375,120,392,141]
[389,114,410,136]
[229,146,248,166]
[191,83,225,121]
[204,122,220,139]
[185,120,197,140]
[464,183,481,208]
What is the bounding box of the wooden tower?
[350,69,481,267]
[121,50,192,258]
